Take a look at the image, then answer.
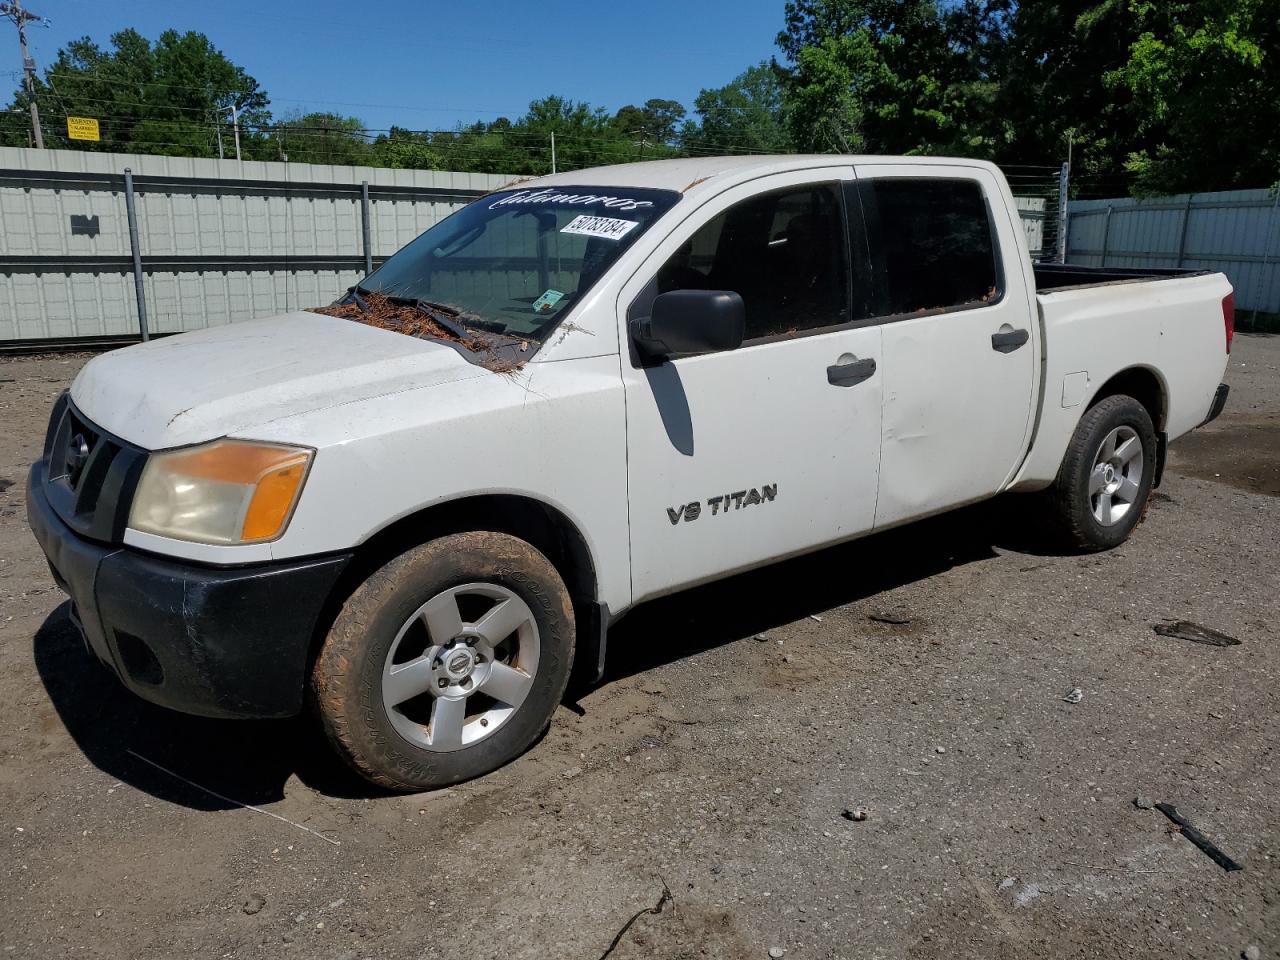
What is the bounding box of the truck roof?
[498,154,1003,197]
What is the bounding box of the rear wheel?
[312,532,575,791]
[1044,394,1157,552]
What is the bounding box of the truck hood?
[70,312,487,450]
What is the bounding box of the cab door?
[619,168,884,604]
[851,164,1039,528]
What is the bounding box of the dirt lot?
[1,337,1277,960]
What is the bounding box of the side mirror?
[630,289,746,362]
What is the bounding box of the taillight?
[1222,291,1235,353]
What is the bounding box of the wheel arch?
[310,493,602,674]
[1086,365,1168,432]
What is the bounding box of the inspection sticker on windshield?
[560,215,639,241]
[532,289,565,313]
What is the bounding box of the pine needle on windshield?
[308,292,526,374]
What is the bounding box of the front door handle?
[991,328,1030,353]
[827,357,877,387]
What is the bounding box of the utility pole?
[229,103,241,161]
[550,131,556,174]
[1,0,49,149]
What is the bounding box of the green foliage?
[1104,0,1280,194]
[4,8,1276,196]
[783,34,872,152]
[613,98,687,144]
[2,28,269,156]
[774,0,1280,194]
[682,63,793,154]
[276,112,369,166]
[775,0,993,156]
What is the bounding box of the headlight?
[129,440,313,545]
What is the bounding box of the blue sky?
[6,0,785,131]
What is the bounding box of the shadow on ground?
[34,496,1050,810]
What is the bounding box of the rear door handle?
[991,328,1030,353]
[827,357,877,387]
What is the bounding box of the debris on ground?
[309,292,526,374]
[242,893,266,915]
[841,807,868,822]
[596,880,673,960]
[1134,796,1153,810]
[1154,621,1241,647]
[769,948,786,959]
[1154,803,1243,872]
[869,612,912,625]
[1063,687,1084,703]
[1243,945,1261,960]
[808,614,823,623]
[1013,882,1043,908]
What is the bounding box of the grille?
[42,391,147,543]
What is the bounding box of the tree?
[370,126,442,170]
[780,31,873,152]
[682,62,793,154]
[3,28,270,157]
[613,98,687,145]
[775,0,998,156]
[1102,0,1280,194]
[275,112,369,165]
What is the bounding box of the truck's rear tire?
[311,532,575,792]
[1044,394,1157,552]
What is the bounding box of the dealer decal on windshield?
[560,215,639,241]
[488,189,655,212]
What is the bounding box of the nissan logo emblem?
[447,651,472,674]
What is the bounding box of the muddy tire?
[312,532,575,792]
[1044,395,1157,552]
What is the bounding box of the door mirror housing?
[630,290,745,362]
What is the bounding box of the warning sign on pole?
[66,117,100,142]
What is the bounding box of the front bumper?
[27,460,351,719]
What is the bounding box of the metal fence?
[1007,163,1069,262]
[0,147,509,346]
[1,147,1073,348]
[1065,187,1280,314]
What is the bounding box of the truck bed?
[1033,262,1208,294]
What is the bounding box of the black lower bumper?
[27,461,351,719]
[1202,383,1229,426]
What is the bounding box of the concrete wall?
[0,147,510,343]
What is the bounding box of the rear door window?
[856,178,1000,317]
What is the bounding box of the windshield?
[361,185,680,341]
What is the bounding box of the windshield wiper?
[405,298,472,340]
[353,288,527,345]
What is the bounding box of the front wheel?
[312,532,575,791]
[1044,394,1157,552]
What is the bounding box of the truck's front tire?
[312,532,575,792]
[1045,394,1157,552]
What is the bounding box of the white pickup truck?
[28,155,1232,790]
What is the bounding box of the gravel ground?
[0,336,1277,960]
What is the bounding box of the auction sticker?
[560,215,639,240]
[532,289,565,313]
